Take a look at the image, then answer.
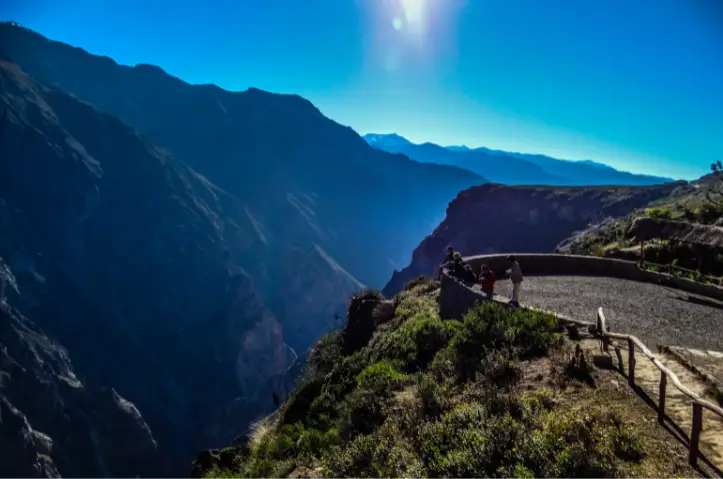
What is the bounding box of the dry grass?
[517,341,700,478]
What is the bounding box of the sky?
[2,0,722,180]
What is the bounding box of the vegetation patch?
[200,280,699,478]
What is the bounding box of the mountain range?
[0,21,684,478]
[363,133,675,186]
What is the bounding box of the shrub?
[590,243,607,257]
[695,201,723,224]
[646,207,672,219]
[338,361,409,436]
[415,373,451,419]
[308,332,344,375]
[403,275,430,291]
[452,302,559,379]
[478,350,522,389]
[323,433,376,477]
[371,308,461,372]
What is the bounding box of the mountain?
[0,23,485,475]
[383,182,684,295]
[365,133,563,185]
[364,133,675,186]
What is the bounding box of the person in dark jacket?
[479,264,496,297]
[437,246,455,279]
[462,264,477,283]
[450,252,465,276]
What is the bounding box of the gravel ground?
[493,276,723,352]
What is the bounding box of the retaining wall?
[455,254,723,302]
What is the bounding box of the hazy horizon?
[2,0,722,181]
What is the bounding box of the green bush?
[371,308,461,372]
[403,275,430,291]
[694,201,723,224]
[308,331,344,374]
[646,207,672,219]
[323,433,376,477]
[452,302,559,379]
[338,361,409,436]
[415,373,451,419]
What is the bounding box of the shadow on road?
[671,294,723,312]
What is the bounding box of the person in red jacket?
[479,264,495,298]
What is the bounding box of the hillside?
[364,133,675,186]
[383,182,683,295]
[555,174,723,271]
[0,23,486,475]
[191,281,697,478]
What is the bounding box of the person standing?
[437,246,455,279]
[479,264,496,298]
[506,255,523,306]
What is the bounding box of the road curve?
[492,276,723,352]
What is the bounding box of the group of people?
[438,246,523,306]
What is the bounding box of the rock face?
[383,183,683,295]
[0,303,165,477]
[0,23,485,476]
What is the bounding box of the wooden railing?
[595,307,723,466]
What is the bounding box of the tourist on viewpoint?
[506,255,523,306]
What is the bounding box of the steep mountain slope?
[383,182,684,295]
[0,55,305,475]
[365,133,674,186]
[0,22,486,287]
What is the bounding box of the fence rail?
[640,260,721,285]
[595,307,723,466]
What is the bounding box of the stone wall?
[438,273,487,320]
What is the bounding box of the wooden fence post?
[689,403,702,466]
[658,370,667,424]
[627,338,635,386]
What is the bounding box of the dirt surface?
[668,346,723,396]
[576,338,723,473]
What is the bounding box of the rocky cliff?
[383,182,683,295]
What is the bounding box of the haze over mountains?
[0,20,686,479]
[364,133,675,186]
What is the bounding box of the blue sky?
[3,0,722,180]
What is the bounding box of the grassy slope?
[199,280,698,478]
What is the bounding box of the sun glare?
[401,0,424,25]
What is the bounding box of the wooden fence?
[640,259,721,285]
[595,307,723,466]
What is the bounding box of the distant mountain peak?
[362,133,413,148]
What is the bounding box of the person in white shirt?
[506,255,523,306]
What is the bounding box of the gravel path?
[493,276,723,352]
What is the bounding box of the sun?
[401,0,424,24]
